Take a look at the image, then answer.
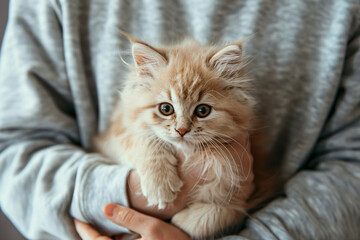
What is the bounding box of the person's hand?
[74,203,190,240]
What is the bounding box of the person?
[0,0,359,239]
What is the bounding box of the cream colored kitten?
[95,33,256,239]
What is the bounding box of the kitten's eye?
[195,104,212,118]
[159,103,174,116]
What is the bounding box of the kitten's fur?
[95,33,258,239]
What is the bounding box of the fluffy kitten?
[95,33,257,239]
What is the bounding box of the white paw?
[140,168,183,209]
[172,203,245,239]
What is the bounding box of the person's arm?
[235,16,360,240]
[0,1,133,239]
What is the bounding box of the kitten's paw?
[172,203,245,239]
[140,169,183,209]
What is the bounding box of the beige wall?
[0,0,27,239]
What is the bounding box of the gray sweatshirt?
[0,0,359,239]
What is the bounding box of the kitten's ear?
[132,43,167,69]
[120,30,167,76]
[208,41,246,77]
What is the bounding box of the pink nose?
[176,128,190,137]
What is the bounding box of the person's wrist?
[71,163,132,236]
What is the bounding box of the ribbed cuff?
[71,162,132,235]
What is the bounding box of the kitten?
[95,33,257,239]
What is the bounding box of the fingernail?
[104,204,118,217]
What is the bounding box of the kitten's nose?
[176,128,190,137]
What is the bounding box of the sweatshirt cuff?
[71,162,132,235]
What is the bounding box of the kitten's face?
[149,71,252,150]
[123,37,254,150]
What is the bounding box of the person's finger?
[103,203,161,236]
[74,219,112,240]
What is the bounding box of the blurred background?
[0,0,27,239]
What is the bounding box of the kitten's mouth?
[174,136,186,142]
[172,136,192,145]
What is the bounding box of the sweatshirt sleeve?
[0,1,131,239]
[229,13,360,240]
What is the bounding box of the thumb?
[103,203,160,235]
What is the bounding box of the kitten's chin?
[168,138,194,151]
[158,134,196,151]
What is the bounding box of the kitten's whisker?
[213,132,252,181]
[201,135,237,205]
[213,134,250,183]
[204,133,246,201]
[198,136,216,179]
[212,135,243,174]
[189,137,210,194]
[180,136,211,194]
[207,138,238,204]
